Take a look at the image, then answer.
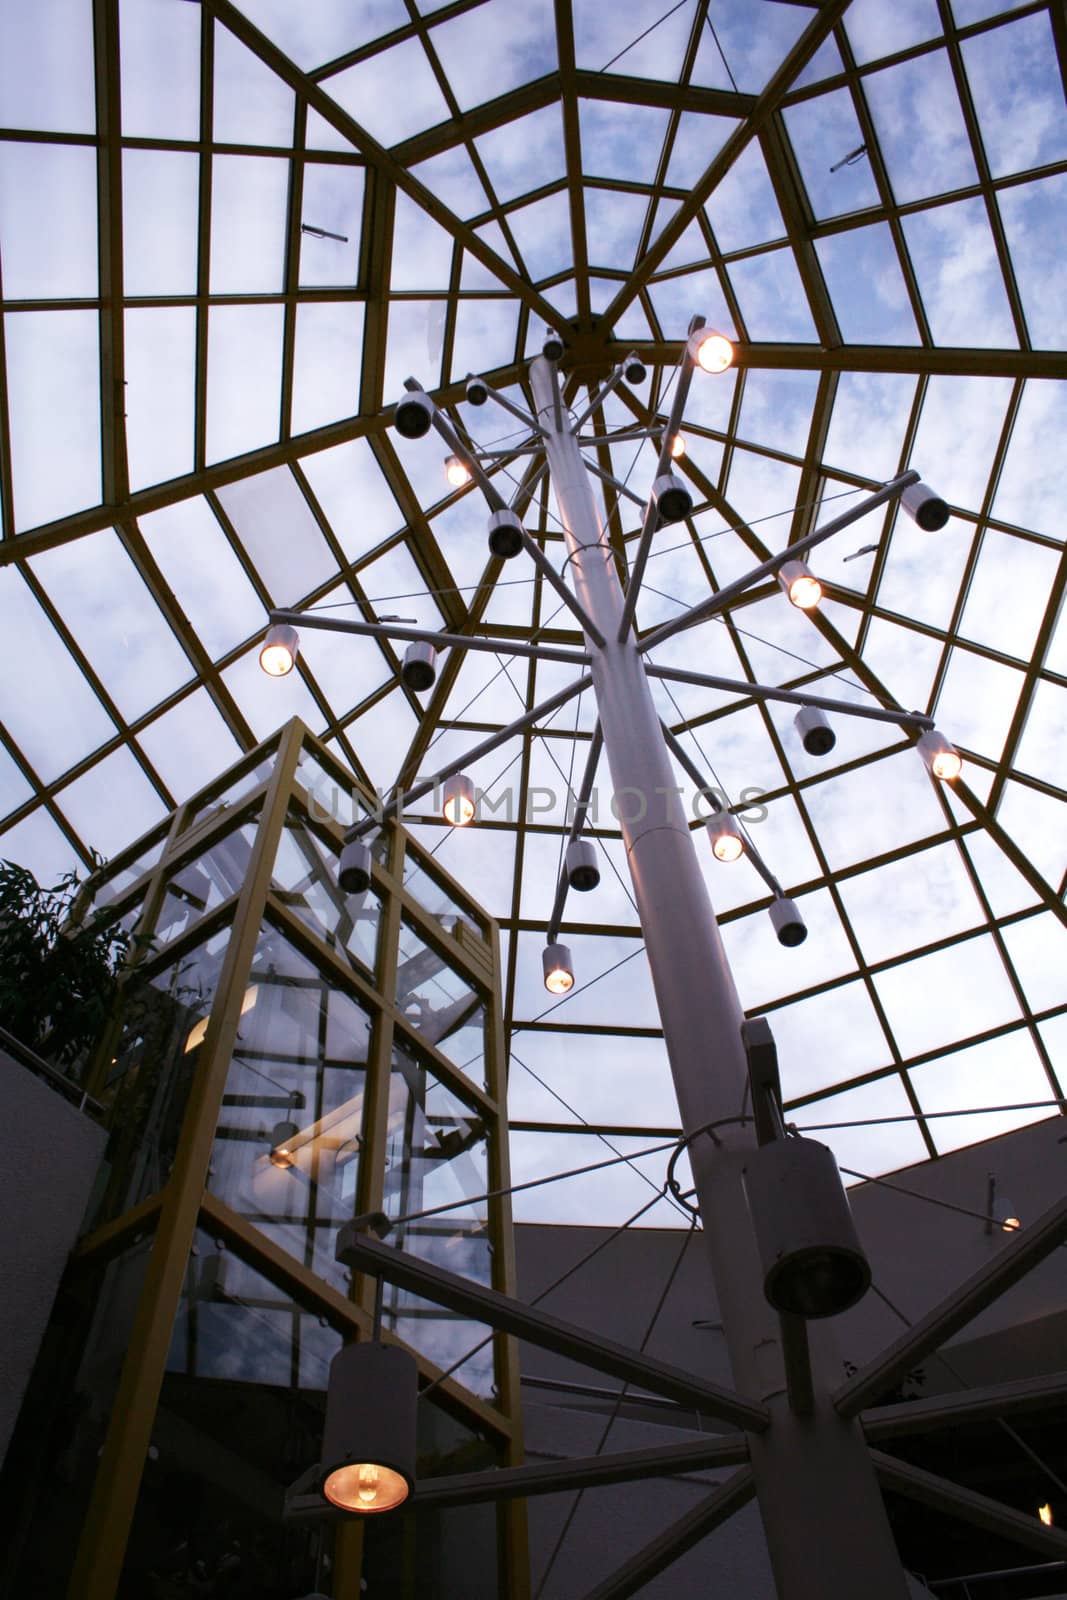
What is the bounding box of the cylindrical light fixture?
[687,329,734,373]
[465,374,488,406]
[393,389,434,439]
[769,896,807,947]
[401,641,437,692]
[743,1137,871,1319]
[624,356,647,385]
[488,508,525,560]
[542,942,574,994]
[651,473,693,525]
[339,839,372,895]
[321,1342,417,1514]
[441,773,475,826]
[669,433,686,460]
[565,838,600,892]
[777,559,822,611]
[269,1119,299,1169]
[444,454,472,489]
[901,480,949,532]
[542,331,564,362]
[794,705,836,757]
[260,623,299,677]
[706,811,744,863]
[916,729,962,782]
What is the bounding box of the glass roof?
[2,0,1065,1227]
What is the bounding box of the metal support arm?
[269,608,590,668]
[546,725,604,943]
[647,662,935,734]
[334,1226,769,1430]
[872,1451,1067,1559]
[519,528,607,646]
[862,1369,1067,1442]
[579,1469,757,1600]
[568,352,643,435]
[659,721,782,895]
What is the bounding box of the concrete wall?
[514,1115,1067,1598]
[0,1048,107,1464]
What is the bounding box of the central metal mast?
[528,356,908,1598]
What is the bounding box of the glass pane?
[299,161,365,286]
[6,309,101,532]
[124,306,197,490]
[396,917,487,1088]
[205,303,284,464]
[403,848,486,939]
[154,821,259,946]
[0,0,96,134]
[209,930,372,1293]
[120,0,200,140]
[273,813,381,975]
[0,142,98,299]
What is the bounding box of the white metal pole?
[529,357,908,1598]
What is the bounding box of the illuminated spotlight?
[794,705,836,757]
[269,1119,299,1169]
[1039,1504,1053,1527]
[488,507,525,560]
[441,773,476,826]
[993,1194,1021,1233]
[769,896,807,948]
[542,942,575,995]
[669,433,686,461]
[444,454,472,489]
[259,623,299,677]
[901,479,950,532]
[706,811,744,863]
[321,1343,417,1515]
[565,838,600,892]
[916,729,963,782]
[651,473,693,525]
[686,328,734,374]
[778,559,822,611]
[338,839,372,895]
[393,388,434,439]
[401,641,437,692]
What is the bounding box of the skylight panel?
[573,0,691,81]
[961,829,1041,919]
[0,568,115,782]
[205,302,284,463]
[815,223,919,343]
[462,225,520,291]
[737,370,819,458]
[0,0,95,135]
[222,642,324,741]
[691,0,809,93]
[292,588,391,715]
[862,51,978,204]
[861,617,945,716]
[390,192,455,290]
[56,746,166,859]
[1003,911,1067,1018]
[792,33,845,92]
[124,307,196,490]
[663,110,740,189]
[839,842,985,969]
[705,141,785,252]
[727,247,820,341]
[909,1029,1048,1155]
[961,11,1067,178]
[823,371,916,480]
[324,38,450,148]
[474,105,566,207]
[647,271,737,344]
[358,539,445,631]
[0,809,79,883]
[119,0,200,140]
[382,298,446,403]
[137,688,243,805]
[912,373,1011,516]
[1012,681,1067,789]
[723,888,857,1009]
[507,1031,675,1128]
[512,927,657,1028]
[723,450,802,534]
[998,175,1067,350]
[123,151,200,297]
[0,741,33,822]
[801,749,948,872]
[843,0,942,64]
[292,302,365,434]
[936,648,1025,762]
[784,89,880,221]
[578,100,670,184]
[997,779,1067,891]
[5,309,100,532]
[449,298,519,383]
[209,155,290,294]
[960,530,1060,662]
[877,500,970,630]
[793,1077,929,1182]
[218,466,339,603]
[140,497,265,662]
[305,106,360,154]
[300,441,403,565]
[298,162,364,286]
[583,189,649,272]
[428,0,556,110]
[992,379,1066,540]
[763,979,891,1100]
[213,21,295,146]
[502,191,573,282]
[409,145,490,219]
[228,0,409,72]
[0,143,98,300]
[902,197,1017,348]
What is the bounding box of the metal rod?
[268,607,589,667]
[579,1469,757,1600]
[480,382,543,435]
[426,399,508,512]
[343,671,592,841]
[862,1369,1067,1442]
[512,457,548,512]
[658,721,782,895]
[568,352,641,435]
[528,355,910,1597]
[518,528,607,647]
[334,1228,768,1430]
[871,1451,1067,1559]
[546,724,604,944]
[646,662,935,732]
[582,456,647,507]
[639,471,920,654]
[836,1188,1067,1418]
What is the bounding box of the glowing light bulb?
[931,747,963,781]
[542,942,574,994]
[1039,1503,1053,1526]
[713,833,744,863]
[788,573,822,610]
[691,331,734,373]
[669,433,686,460]
[259,623,299,677]
[1002,1214,1021,1233]
[270,1144,294,1169]
[545,965,573,995]
[442,773,475,826]
[323,1460,410,1514]
[445,454,472,489]
[358,1463,380,1505]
